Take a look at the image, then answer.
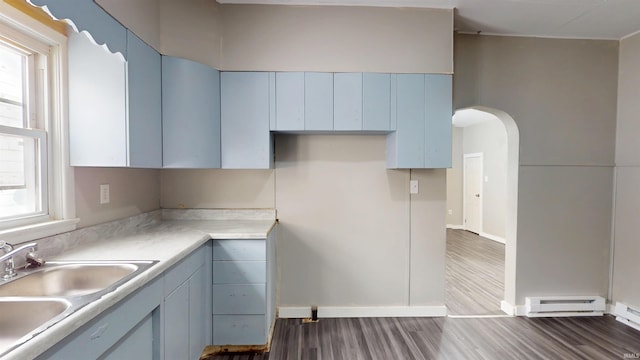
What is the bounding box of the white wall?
[454,34,618,304]
[612,32,640,309]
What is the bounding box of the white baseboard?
[479,232,506,244]
[501,300,527,316]
[446,224,464,230]
[278,306,311,318]
[278,306,447,318]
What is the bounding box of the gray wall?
[454,34,617,304]
[446,127,463,226]
[612,32,640,309]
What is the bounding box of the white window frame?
[0,3,77,243]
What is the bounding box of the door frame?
[463,153,483,234]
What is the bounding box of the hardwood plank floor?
[446,229,505,316]
[208,315,640,360]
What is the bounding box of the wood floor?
[208,315,640,359]
[446,229,506,316]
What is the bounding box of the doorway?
[445,106,519,317]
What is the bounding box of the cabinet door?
[101,314,154,360]
[304,72,333,131]
[189,265,208,360]
[363,73,391,131]
[126,31,162,168]
[221,72,273,169]
[275,72,304,131]
[162,56,221,168]
[68,30,127,167]
[387,74,425,168]
[334,73,363,131]
[31,0,127,56]
[425,74,452,168]
[164,281,190,360]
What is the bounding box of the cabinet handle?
[90,323,109,340]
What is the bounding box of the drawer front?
[213,261,266,284]
[212,240,266,261]
[164,246,206,296]
[213,284,266,315]
[213,315,266,346]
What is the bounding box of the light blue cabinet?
[363,73,392,131]
[127,30,162,168]
[212,230,276,346]
[31,0,127,56]
[163,243,212,360]
[334,73,363,131]
[387,74,452,168]
[162,56,221,168]
[275,72,304,131]
[221,72,273,169]
[305,72,333,131]
[38,278,163,359]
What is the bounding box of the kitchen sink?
[0,262,145,297]
[0,260,157,357]
[0,298,71,351]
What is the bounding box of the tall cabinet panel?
[68,30,127,167]
[304,72,333,131]
[274,72,304,131]
[127,30,162,168]
[425,74,453,168]
[162,56,221,168]
[334,73,363,131]
[363,73,392,131]
[221,72,273,169]
[387,74,426,168]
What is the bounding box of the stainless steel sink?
[0,298,71,352]
[0,260,157,356]
[0,262,142,297]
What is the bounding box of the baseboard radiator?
[615,302,640,331]
[525,296,605,317]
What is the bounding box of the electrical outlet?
[410,180,419,194]
[100,184,110,204]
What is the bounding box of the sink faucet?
[0,242,45,280]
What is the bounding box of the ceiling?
[216,0,640,40]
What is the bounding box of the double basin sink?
[0,260,156,356]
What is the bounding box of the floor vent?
[525,296,605,317]
[615,302,640,332]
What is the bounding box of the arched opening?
[446,106,519,316]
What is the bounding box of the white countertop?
[2,214,276,360]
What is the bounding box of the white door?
[464,155,482,234]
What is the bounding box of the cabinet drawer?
[213,240,265,261]
[213,284,266,315]
[213,261,266,284]
[213,315,266,346]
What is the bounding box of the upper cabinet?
[386,74,452,169]
[304,72,333,131]
[221,72,273,169]
[162,56,221,168]
[272,72,333,131]
[67,30,162,167]
[334,73,362,131]
[127,31,162,168]
[363,73,393,131]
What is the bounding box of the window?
[0,4,76,241]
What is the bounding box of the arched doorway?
[446,106,519,316]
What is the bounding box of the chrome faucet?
[0,242,45,280]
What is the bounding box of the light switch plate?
[410,180,419,194]
[100,184,110,204]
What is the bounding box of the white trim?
[278,306,312,318]
[462,153,483,234]
[317,306,447,318]
[479,231,505,244]
[614,302,640,332]
[501,300,527,316]
[0,218,78,243]
[446,224,464,230]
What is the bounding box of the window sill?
[0,218,79,244]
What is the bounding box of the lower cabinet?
[212,229,276,346]
[38,244,212,360]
